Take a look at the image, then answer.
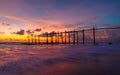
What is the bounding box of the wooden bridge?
[26,27,120,45]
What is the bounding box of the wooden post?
[27,36,30,44]
[35,35,37,44]
[73,30,76,45]
[38,35,40,44]
[77,31,79,45]
[93,27,96,45]
[68,32,71,45]
[58,32,59,44]
[31,34,34,44]
[36,35,38,44]
[61,32,63,44]
[51,33,53,44]
[55,33,57,44]
[65,31,67,44]
[82,29,85,45]
[46,33,48,44]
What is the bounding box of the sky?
[0,0,120,42]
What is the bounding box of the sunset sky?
[0,0,120,42]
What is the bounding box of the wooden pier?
[26,27,120,45]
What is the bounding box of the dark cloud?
[50,31,57,36]
[42,32,48,37]
[11,29,25,35]
[42,31,57,37]
[6,24,10,26]
[26,30,34,35]
[26,28,42,35]
[16,29,25,35]
[34,28,42,32]
[0,22,10,26]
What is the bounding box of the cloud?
[42,31,57,37]
[34,28,42,32]
[0,22,10,26]
[34,23,89,32]
[0,0,119,36]
[0,32,5,34]
[11,29,25,35]
[26,30,34,35]
[0,0,104,26]
[0,14,63,25]
[16,29,25,35]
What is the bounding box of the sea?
[0,44,120,75]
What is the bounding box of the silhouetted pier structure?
[27,27,120,45]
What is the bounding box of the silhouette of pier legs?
[93,27,96,45]
[57,32,59,44]
[65,31,67,44]
[77,31,79,45]
[68,32,71,45]
[26,26,120,45]
[73,31,75,45]
[27,36,30,44]
[46,33,48,44]
[38,36,40,44]
[82,29,85,45]
[61,32,63,44]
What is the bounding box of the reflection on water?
[0,44,120,75]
